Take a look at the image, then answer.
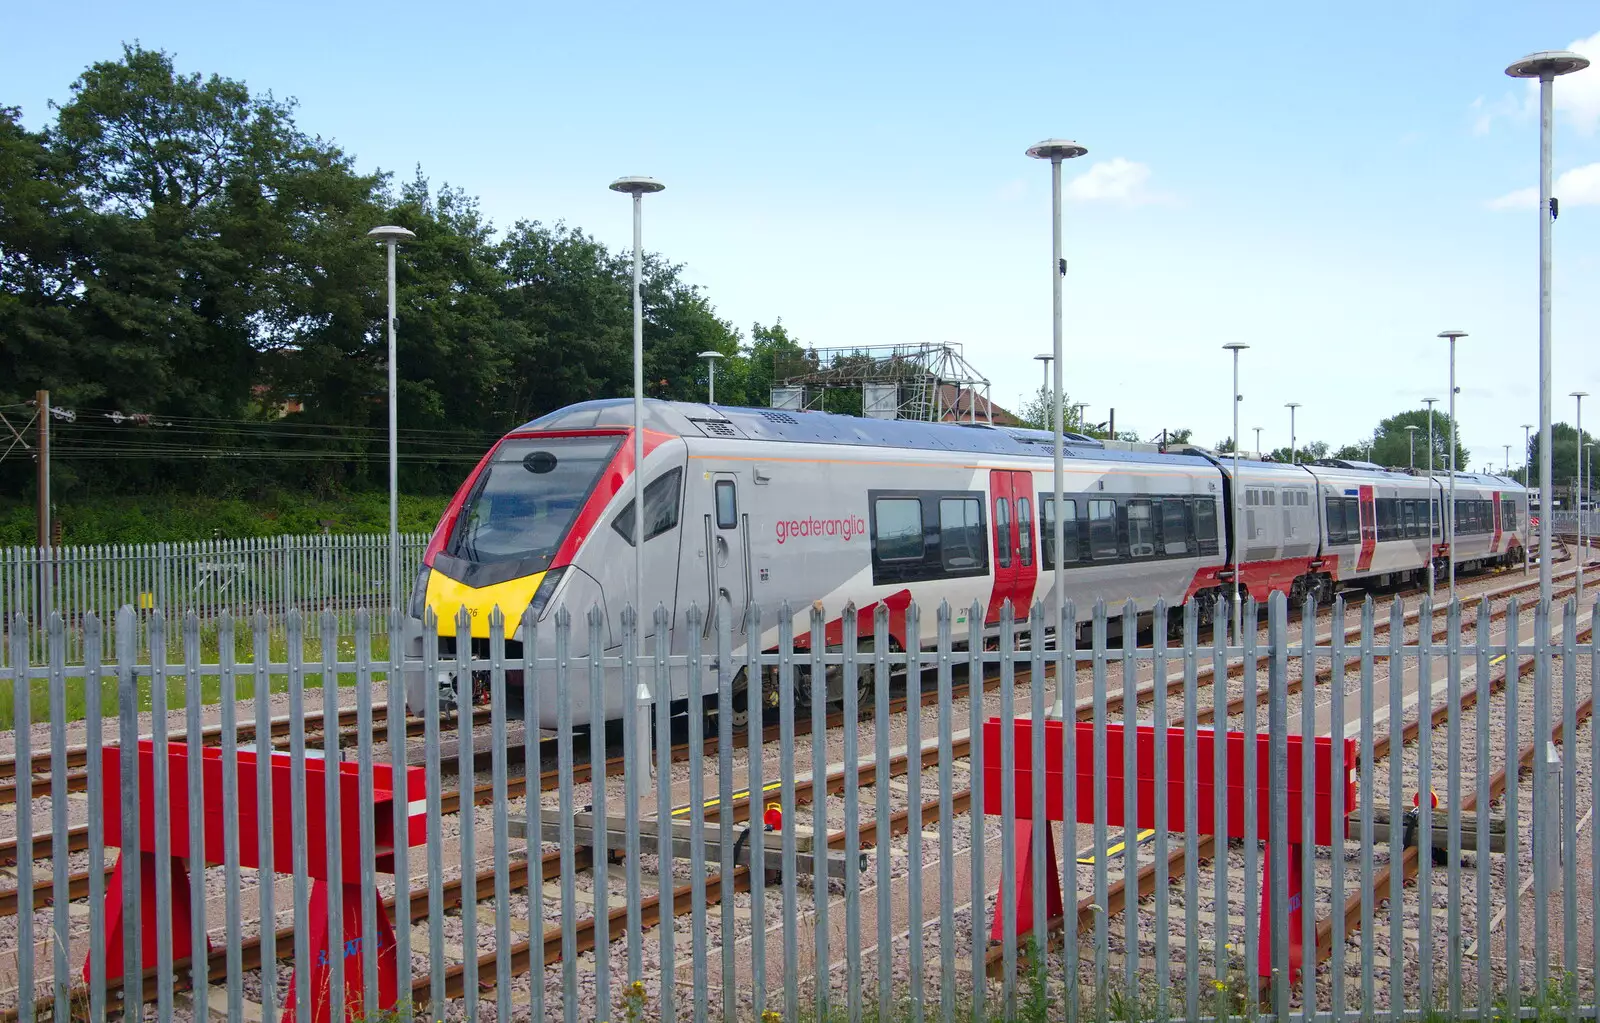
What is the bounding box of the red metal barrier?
[982,718,1356,981]
[89,740,426,1023]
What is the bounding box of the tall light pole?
[1253,427,1263,457]
[1034,353,1053,398]
[1586,441,1595,565]
[610,174,664,808]
[1223,343,1249,642]
[1027,138,1087,719]
[1072,402,1089,435]
[1439,331,1466,604]
[1423,398,1439,595]
[366,225,416,616]
[1406,425,1420,470]
[1573,391,1588,605]
[1507,50,1589,612]
[698,350,724,405]
[1285,402,1301,464]
[1503,444,1512,479]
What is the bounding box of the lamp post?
[1253,427,1263,457]
[1407,425,1420,470]
[1507,50,1589,613]
[366,225,416,617]
[1223,343,1249,642]
[1421,398,1439,595]
[1586,441,1595,567]
[1027,137,1088,719]
[1573,391,1589,605]
[1439,331,1466,604]
[1072,402,1089,435]
[1285,402,1301,464]
[1504,444,1512,480]
[1034,353,1053,398]
[610,175,664,813]
[698,350,724,405]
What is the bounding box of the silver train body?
[405,400,1529,727]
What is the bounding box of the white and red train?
[405,399,1528,725]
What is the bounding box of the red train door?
[987,470,1039,624]
[1356,485,1377,572]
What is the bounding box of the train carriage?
[405,399,1530,726]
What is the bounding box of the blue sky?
[4,1,1597,467]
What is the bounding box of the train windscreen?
[442,435,622,581]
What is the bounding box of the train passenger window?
[994,498,1011,568]
[1162,500,1190,555]
[1016,497,1034,567]
[1432,499,1441,537]
[1089,499,1118,560]
[1402,500,1418,538]
[715,480,738,529]
[873,498,924,562]
[1127,500,1155,558]
[1326,497,1346,545]
[1375,499,1393,541]
[1041,498,1080,568]
[1194,499,1218,554]
[1346,498,1362,539]
[938,498,985,571]
[1501,499,1518,532]
[611,468,684,546]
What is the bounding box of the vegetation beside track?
[0,491,447,545]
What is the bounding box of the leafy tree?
[1527,422,1597,497]
[1215,437,1235,453]
[1014,388,1087,433]
[1266,439,1328,463]
[1363,408,1469,471]
[739,320,806,407]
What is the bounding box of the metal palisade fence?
[0,534,430,663]
[0,585,1595,1022]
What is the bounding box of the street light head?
[1222,342,1249,352]
[1505,50,1590,79]
[698,350,725,361]
[1285,402,1301,410]
[1406,425,1419,432]
[367,225,416,245]
[609,176,665,196]
[1437,330,1468,340]
[1026,139,1089,161]
[1571,391,1590,399]
[1034,354,1053,363]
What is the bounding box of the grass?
[0,618,394,726]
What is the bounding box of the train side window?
[1127,500,1155,558]
[1016,497,1034,567]
[1089,499,1118,560]
[1162,499,1190,555]
[1194,499,1218,554]
[994,498,1012,568]
[1402,500,1417,538]
[1431,499,1441,537]
[612,468,684,546]
[1501,499,1518,532]
[873,497,924,562]
[715,480,738,529]
[1325,496,1345,545]
[938,497,985,571]
[1345,498,1362,539]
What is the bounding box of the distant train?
[404,399,1528,726]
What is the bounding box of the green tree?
[1014,387,1086,433]
[1527,422,1596,497]
[1364,408,1469,471]
[740,319,807,407]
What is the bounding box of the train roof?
[519,399,1217,470]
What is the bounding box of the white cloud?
[1065,157,1173,205]
[1487,161,1600,209]
[1551,30,1600,134]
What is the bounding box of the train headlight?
[408,567,431,620]
[529,567,567,620]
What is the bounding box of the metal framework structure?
[770,342,994,423]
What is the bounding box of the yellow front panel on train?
[425,569,545,639]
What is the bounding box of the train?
[403,398,1529,727]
